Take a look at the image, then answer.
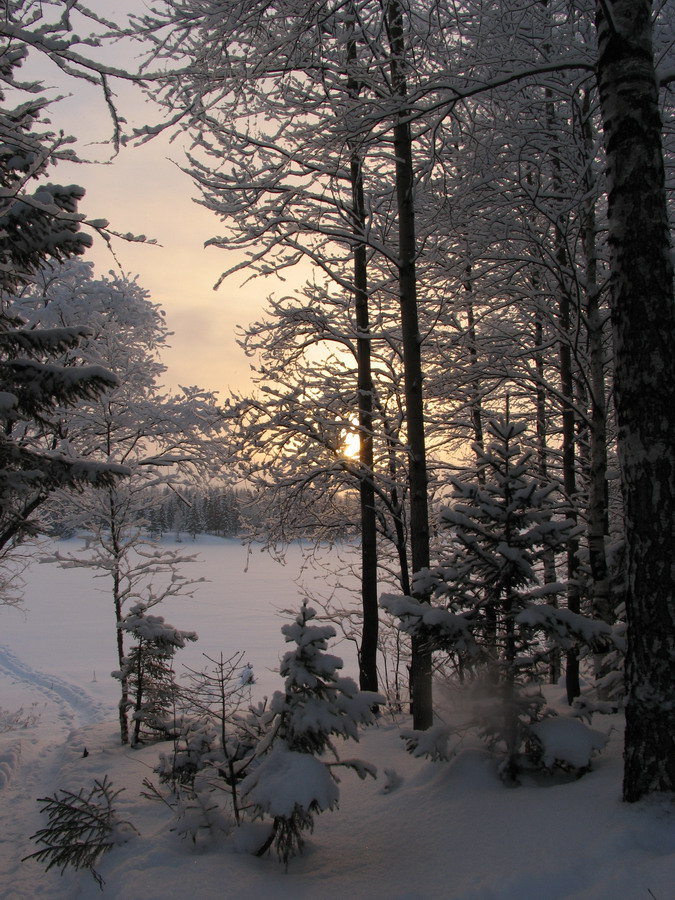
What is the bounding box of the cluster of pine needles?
[23,776,135,889]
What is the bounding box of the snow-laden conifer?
[114,603,197,747]
[241,603,382,866]
[384,418,619,781]
[0,50,127,592]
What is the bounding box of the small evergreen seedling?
[242,602,382,867]
[161,652,257,817]
[23,776,135,889]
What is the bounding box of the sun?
[341,428,360,459]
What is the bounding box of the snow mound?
[530,716,608,770]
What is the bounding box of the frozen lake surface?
[2,536,361,712]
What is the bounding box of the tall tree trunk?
[377,403,412,597]
[386,0,433,729]
[595,0,675,801]
[559,281,581,704]
[580,88,611,627]
[533,310,560,684]
[463,271,485,464]
[546,89,581,703]
[109,490,129,745]
[347,11,379,694]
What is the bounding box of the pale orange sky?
[23,16,287,399]
[60,136,263,398]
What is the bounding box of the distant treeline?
[46,485,256,541]
[149,485,359,542]
[146,486,249,539]
[47,482,361,542]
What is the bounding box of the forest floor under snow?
[1,538,674,899]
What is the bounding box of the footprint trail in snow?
[0,645,112,898]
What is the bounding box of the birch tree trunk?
[595,0,675,801]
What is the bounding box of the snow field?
[0,537,674,899]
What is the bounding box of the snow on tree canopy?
[380,593,477,652]
[0,52,129,560]
[385,417,611,780]
[530,717,608,771]
[241,743,339,818]
[2,360,117,410]
[516,604,621,653]
[0,325,93,356]
[270,605,383,747]
[119,604,198,650]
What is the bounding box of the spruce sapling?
[241,602,382,866]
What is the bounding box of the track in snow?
[0,646,115,897]
[0,644,107,732]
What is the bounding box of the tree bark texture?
[109,492,129,746]
[596,0,675,801]
[352,174,380,695]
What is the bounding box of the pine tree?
[0,49,125,582]
[240,603,381,866]
[115,603,197,747]
[384,418,616,781]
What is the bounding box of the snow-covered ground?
[1,537,674,899]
